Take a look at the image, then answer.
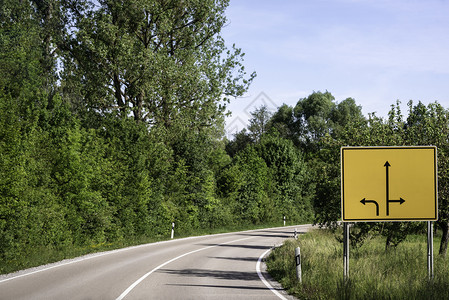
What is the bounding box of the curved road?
[0,225,311,299]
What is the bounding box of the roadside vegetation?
[0,221,287,275]
[1,0,449,278]
[266,229,449,300]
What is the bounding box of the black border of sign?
[341,146,438,222]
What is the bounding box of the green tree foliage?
[315,100,449,252]
[316,103,420,250]
[294,91,336,146]
[267,92,448,252]
[222,134,314,226]
[232,147,272,223]
[269,104,298,143]
[225,128,253,157]
[269,91,364,152]
[254,135,312,222]
[0,0,264,273]
[0,0,63,264]
[2,0,449,274]
[248,105,272,142]
[268,92,366,228]
[61,0,255,125]
[404,101,449,256]
[0,94,30,263]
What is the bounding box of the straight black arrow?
[387,197,406,216]
[389,198,406,205]
[385,161,391,215]
[384,161,405,216]
[360,198,379,216]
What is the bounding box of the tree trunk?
[439,221,449,257]
[385,235,392,252]
[113,73,127,117]
[133,92,144,122]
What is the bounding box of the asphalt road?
[0,224,312,300]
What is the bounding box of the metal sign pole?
[343,223,349,280]
[427,221,434,280]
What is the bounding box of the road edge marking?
[115,236,254,300]
[257,248,288,300]
[0,225,307,284]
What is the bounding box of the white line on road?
[116,225,311,299]
[0,251,113,284]
[0,225,305,285]
[257,249,288,300]
[115,236,255,300]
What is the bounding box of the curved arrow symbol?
[360,198,379,216]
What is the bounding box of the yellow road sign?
[341,146,438,221]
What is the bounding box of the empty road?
[0,225,311,299]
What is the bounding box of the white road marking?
[0,251,114,284]
[257,248,288,300]
[115,236,255,300]
[1,224,309,299]
[0,239,184,284]
[0,225,304,284]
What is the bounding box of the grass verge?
[266,228,449,300]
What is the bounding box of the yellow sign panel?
[341,146,437,221]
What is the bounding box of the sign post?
[341,146,438,280]
[428,221,434,280]
[343,223,349,280]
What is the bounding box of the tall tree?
[294,91,336,147]
[269,104,298,143]
[270,92,365,152]
[0,0,45,102]
[255,135,312,221]
[248,105,272,142]
[62,0,255,127]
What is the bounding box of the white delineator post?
[295,247,302,283]
[171,222,175,239]
[283,216,286,226]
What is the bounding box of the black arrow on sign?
[360,198,379,216]
[384,161,406,216]
[389,198,406,204]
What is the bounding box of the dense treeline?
[0,0,312,272]
[1,0,449,273]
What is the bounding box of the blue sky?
[222,0,449,137]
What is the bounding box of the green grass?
[0,220,295,275]
[266,228,449,300]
